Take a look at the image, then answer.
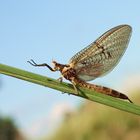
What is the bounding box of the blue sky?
[0,0,140,139]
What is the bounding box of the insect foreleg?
[27,59,56,72]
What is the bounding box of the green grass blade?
[0,63,140,115]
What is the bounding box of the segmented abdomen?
[73,78,132,103]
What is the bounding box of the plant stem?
[0,63,140,115]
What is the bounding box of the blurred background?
[0,0,140,140]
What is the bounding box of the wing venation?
[69,25,132,81]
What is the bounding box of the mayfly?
[28,24,133,103]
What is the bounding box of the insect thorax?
[53,61,77,81]
[62,67,77,81]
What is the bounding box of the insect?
[28,24,133,103]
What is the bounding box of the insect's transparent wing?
[69,25,132,81]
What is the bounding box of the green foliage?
[48,96,140,140]
[0,116,23,140]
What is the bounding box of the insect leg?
[57,77,63,82]
[70,78,79,94]
[27,59,56,71]
[72,82,79,94]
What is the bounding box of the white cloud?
[23,102,76,139]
